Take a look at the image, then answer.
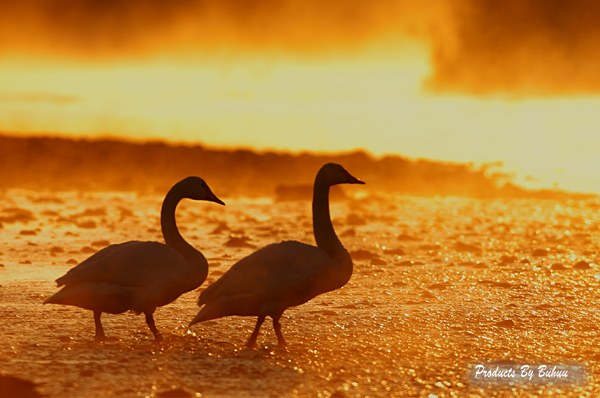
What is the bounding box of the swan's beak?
[344,170,365,185]
[207,190,226,205]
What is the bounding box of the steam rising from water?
[429,0,600,95]
[3,0,600,94]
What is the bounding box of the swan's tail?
[189,294,260,327]
[189,307,212,327]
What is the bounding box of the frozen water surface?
[1,190,600,397]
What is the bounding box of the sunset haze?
[1,0,599,193]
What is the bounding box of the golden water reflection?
[1,190,599,396]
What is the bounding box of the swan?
[44,177,224,341]
[189,163,364,347]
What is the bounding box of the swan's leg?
[246,315,266,347]
[94,310,106,341]
[272,313,287,346]
[145,312,163,341]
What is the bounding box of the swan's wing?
[56,241,189,288]
[198,241,332,314]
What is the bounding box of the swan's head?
[318,163,365,186]
[178,177,225,205]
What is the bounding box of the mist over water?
[3,2,600,195]
[0,134,591,200]
[4,0,600,96]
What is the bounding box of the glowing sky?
[1,0,600,193]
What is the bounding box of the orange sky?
[1,0,600,193]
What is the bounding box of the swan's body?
[190,163,364,346]
[44,177,224,341]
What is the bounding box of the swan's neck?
[312,180,352,281]
[161,189,208,282]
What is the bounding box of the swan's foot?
[94,332,107,342]
[153,333,164,342]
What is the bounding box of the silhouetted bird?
[45,177,224,341]
[190,163,364,346]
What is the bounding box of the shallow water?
[1,190,600,397]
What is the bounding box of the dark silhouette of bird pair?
[45,163,364,347]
